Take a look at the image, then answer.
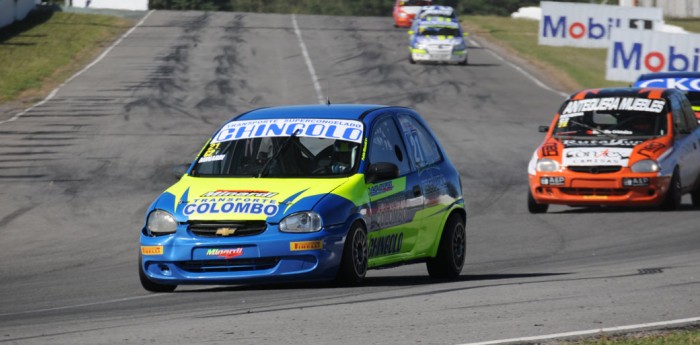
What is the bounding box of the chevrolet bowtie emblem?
[216,227,237,236]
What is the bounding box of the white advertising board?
[72,0,147,11]
[606,29,700,82]
[538,1,663,48]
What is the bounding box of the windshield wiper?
[256,129,301,178]
[569,119,618,140]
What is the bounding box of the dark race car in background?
[635,72,700,123]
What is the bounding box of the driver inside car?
[330,141,357,174]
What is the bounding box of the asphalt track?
[0,11,699,345]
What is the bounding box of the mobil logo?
[612,41,700,73]
[542,15,622,40]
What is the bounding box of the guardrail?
[0,0,38,29]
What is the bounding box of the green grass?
[460,16,700,92]
[0,10,132,103]
[562,329,700,344]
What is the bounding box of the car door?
[365,114,423,263]
[396,113,448,257]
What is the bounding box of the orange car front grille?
[559,188,629,196]
[567,166,622,174]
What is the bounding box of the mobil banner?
[606,29,700,82]
[539,1,662,48]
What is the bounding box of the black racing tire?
[335,222,368,285]
[660,168,682,211]
[409,53,416,64]
[459,56,468,66]
[139,254,177,293]
[527,190,549,214]
[426,213,466,279]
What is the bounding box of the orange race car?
[393,0,432,28]
[528,87,700,213]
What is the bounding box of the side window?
[680,96,699,130]
[670,95,689,135]
[397,114,442,169]
[368,116,411,175]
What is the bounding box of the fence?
[0,0,38,29]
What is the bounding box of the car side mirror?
[172,163,190,180]
[538,125,550,133]
[408,30,414,35]
[365,162,399,184]
[463,32,470,37]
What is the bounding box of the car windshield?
[192,119,363,178]
[553,97,668,139]
[417,26,460,36]
[686,92,700,110]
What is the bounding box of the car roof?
[567,87,681,100]
[234,104,389,122]
[636,72,700,81]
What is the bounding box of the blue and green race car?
[139,104,466,292]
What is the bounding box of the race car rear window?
[554,97,668,138]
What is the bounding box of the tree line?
[147,0,612,16]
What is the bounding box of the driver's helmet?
[331,141,355,174]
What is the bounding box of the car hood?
[415,36,463,45]
[539,137,672,167]
[156,175,351,222]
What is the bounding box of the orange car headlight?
[536,158,560,172]
[630,159,659,173]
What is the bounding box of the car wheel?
[409,53,416,64]
[660,169,682,211]
[335,222,368,285]
[527,190,548,214]
[426,214,466,279]
[139,254,176,293]
[459,57,467,66]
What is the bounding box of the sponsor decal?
[369,232,403,258]
[206,248,243,259]
[183,201,279,216]
[540,176,565,186]
[563,139,645,147]
[369,181,394,197]
[290,241,323,251]
[141,246,164,255]
[562,97,665,114]
[623,177,650,187]
[201,190,278,198]
[562,147,633,166]
[198,155,225,163]
[212,118,363,144]
[639,142,666,156]
[635,78,700,91]
[542,143,559,157]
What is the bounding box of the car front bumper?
[139,223,348,285]
[528,172,672,206]
[411,49,467,64]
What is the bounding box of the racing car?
[408,19,468,65]
[528,87,700,213]
[140,104,467,291]
[393,0,433,28]
[634,72,700,123]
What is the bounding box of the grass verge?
[460,16,700,93]
[557,327,700,344]
[0,10,133,104]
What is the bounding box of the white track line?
[0,10,155,126]
[291,14,324,104]
[457,316,700,345]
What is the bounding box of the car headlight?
[280,212,322,233]
[630,159,660,173]
[147,210,178,234]
[414,42,427,50]
[453,42,466,51]
[536,158,560,172]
